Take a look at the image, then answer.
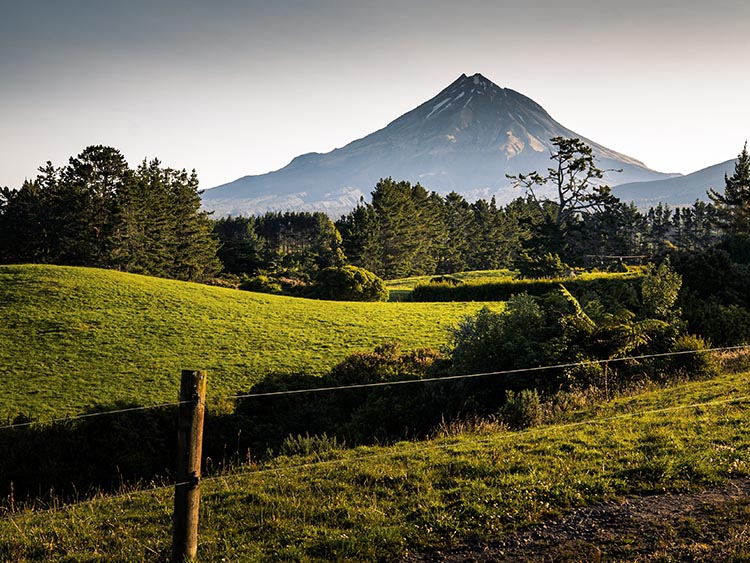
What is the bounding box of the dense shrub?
[516,251,568,278]
[673,247,750,345]
[312,265,388,302]
[500,389,542,429]
[411,273,642,304]
[450,296,548,379]
[239,274,283,294]
[232,343,452,453]
[657,334,719,381]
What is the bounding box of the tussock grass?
[2,370,750,562]
[0,265,494,421]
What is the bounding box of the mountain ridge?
[613,159,738,207]
[201,73,676,216]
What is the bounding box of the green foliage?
[673,247,750,345]
[681,299,750,346]
[641,257,682,319]
[658,334,719,381]
[253,211,346,274]
[0,146,220,282]
[412,271,641,303]
[516,251,568,278]
[337,182,526,279]
[500,389,542,429]
[234,343,449,451]
[450,296,547,380]
[239,274,283,294]
[327,342,443,384]
[313,265,389,302]
[447,272,691,397]
[709,142,750,236]
[212,215,264,276]
[365,178,431,278]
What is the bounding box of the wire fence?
[1,342,749,523]
[2,343,749,432]
[5,383,750,520]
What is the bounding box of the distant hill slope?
[0,265,491,420]
[201,73,673,216]
[613,159,737,207]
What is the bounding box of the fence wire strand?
[4,386,750,521]
[2,344,749,431]
[0,400,192,431]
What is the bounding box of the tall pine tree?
[709,142,750,236]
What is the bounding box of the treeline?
[0,146,219,281]
[1,141,748,295]
[335,180,720,279]
[212,180,721,284]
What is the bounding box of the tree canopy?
[0,146,220,281]
[708,142,750,237]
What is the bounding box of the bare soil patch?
[404,478,750,562]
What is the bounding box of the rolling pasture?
[0,264,496,421]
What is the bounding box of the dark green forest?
[0,146,220,281]
[2,139,750,328]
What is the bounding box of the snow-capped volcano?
[202,73,672,216]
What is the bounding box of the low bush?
[656,334,720,382]
[411,273,642,304]
[240,274,283,294]
[516,251,568,278]
[500,389,542,429]
[312,265,389,302]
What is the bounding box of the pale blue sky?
[2,0,749,189]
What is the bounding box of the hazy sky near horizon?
[2,0,749,190]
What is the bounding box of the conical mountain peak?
[202,73,673,217]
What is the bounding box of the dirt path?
[404,478,750,562]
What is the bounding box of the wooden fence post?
[172,369,207,563]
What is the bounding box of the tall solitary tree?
[708,142,750,236]
[507,137,619,228]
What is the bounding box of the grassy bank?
[0,265,495,420]
[2,369,750,561]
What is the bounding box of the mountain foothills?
[201,73,726,217]
[613,158,739,207]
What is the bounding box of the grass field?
[0,264,499,421]
[3,368,749,562]
[386,269,516,300]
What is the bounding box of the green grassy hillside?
[386,269,517,300]
[0,265,495,421]
[3,369,749,562]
